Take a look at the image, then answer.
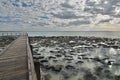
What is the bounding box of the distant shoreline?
[0,31,120,38]
[0,31,120,32]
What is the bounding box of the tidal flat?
[30,36,120,80]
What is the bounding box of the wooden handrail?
[27,36,38,80]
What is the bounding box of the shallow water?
[30,36,120,80]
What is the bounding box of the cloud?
[0,0,120,31]
[51,11,79,19]
[12,3,19,7]
[39,16,49,19]
[21,2,33,7]
[67,20,91,26]
[60,2,74,8]
[0,16,24,24]
[98,19,113,24]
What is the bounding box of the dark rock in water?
[52,59,58,63]
[70,53,76,55]
[57,50,61,53]
[41,62,61,71]
[48,56,56,59]
[39,56,44,59]
[65,58,73,61]
[49,50,54,53]
[36,53,41,55]
[33,56,40,59]
[64,56,73,61]
[65,65,75,70]
[78,56,82,59]
[40,59,48,63]
[67,61,72,63]
[82,56,89,60]
[44,65,52,70]
[70,50,75,53]
[103,44,110,48]
[33,55,44,59]
[107,61,112,65]
[33,49,39,52]
[55,54,62,57]
[50,50,62,54]
[75,60,84,64]
[51,65,63,72]
[79,54,87,57]
[41,64,49,68]
[102,57,109,60]
[103,59,115,66]
[92,57,101,62]
[33,51,38,54]
[92,44,98,48]
[110,45,119,49]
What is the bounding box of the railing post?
[34,62,40,80]
[7,33,8,36]
[2,33,4,36]
[11,32,12,36]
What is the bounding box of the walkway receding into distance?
[0,35,37,80]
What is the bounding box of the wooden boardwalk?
[0,35,37,80]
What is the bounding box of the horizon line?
[0,30,120,32]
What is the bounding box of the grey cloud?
[61,2,74,8]
[51,11,79,19]
[86,1,96,6]
[98,19,113,24]
[67,20,91,26]
[112,14,120,18]
[84,7,104,14]
[32,22,50,26]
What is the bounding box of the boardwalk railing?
[0,32,27,37]
[27,36,37,80]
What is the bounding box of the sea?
[0,31,120,38]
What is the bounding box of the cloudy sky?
[0,0,120,31]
